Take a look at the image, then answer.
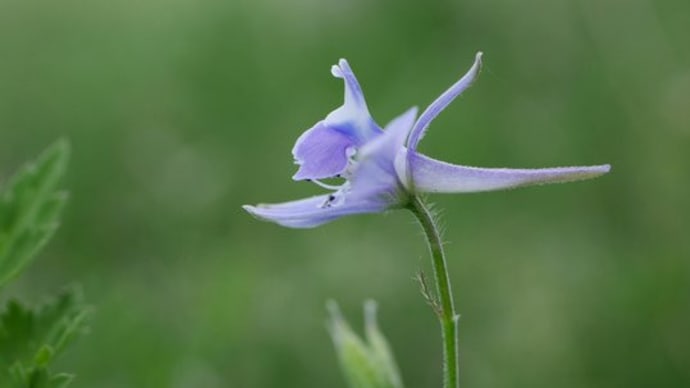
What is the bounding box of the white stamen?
[312,179,344,190]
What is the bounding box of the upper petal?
[291,59,382,181]
[405,151,611,193]
[407,52,483,151]
[243,193,390,229]
[331,59,367,111]
[325,59,382,144]
[292,121,354,180]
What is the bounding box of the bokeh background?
[1,0,689,386]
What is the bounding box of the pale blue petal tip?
[331,65,342,78]
[407,52,484,151]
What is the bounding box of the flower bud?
[327,300,403,388]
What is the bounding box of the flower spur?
[243,52,610,228]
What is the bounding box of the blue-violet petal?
[407,52,483,151]
[406,151,611,193]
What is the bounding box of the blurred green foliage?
[0,0,688,387]
[0,141,68,287]
[1,288,88,388]
[0,141,88,387]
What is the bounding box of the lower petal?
[407,152,611,193]
[243,194,389,228]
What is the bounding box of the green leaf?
[0,139,70,288]
[26,368,50,388]
[7,362,27,383]
[0,287,89,367]
[0,287,90,387]
[0,141,83,388]
[33,346,55,368]
[1,366,71,388]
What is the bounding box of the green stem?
[407,196,459,388]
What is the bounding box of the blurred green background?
[1,0,688,386]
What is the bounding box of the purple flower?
[244,53,610,228]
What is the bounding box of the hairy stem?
[407,196,458,388]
